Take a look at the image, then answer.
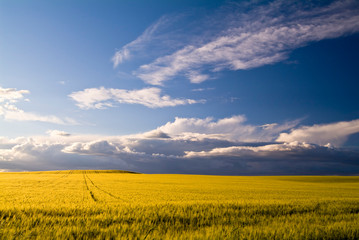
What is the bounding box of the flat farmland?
[0,170,358,239]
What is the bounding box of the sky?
[1,0,359,174]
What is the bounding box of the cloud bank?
[113,0,359,85]
[1,116,359,175]
[69,87,204,109]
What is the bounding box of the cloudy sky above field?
[1,0,359,174]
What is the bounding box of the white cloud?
[186,71,210,84]
[112,15,189,67]
[0,86,77,125]
[112,48,130,67]
[155,115,299,142]
[69,86,204,109]
[191,88,215,92]
[184,141,316,158]
[276,119,359,146]
[47,130,71,137]
[63,140,121,155]
[141,129,171,139]
[123,0,359,85]
[112,17,163,67]
[3,105,75,125]
[0,86,29,103]
[69,87,114,109]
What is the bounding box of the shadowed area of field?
[274,176,359,183]
[0,171,358,239]
[4,169,140,174]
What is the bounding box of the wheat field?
[0,170,358,239]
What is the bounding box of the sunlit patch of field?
[0,171,358,239]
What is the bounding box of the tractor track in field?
[83,173,98,202]
[37,170,74,188]
[15,170,75,205]
[84,172,129,202]
[50,170,74,182]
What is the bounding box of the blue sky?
[1,0,359,174]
